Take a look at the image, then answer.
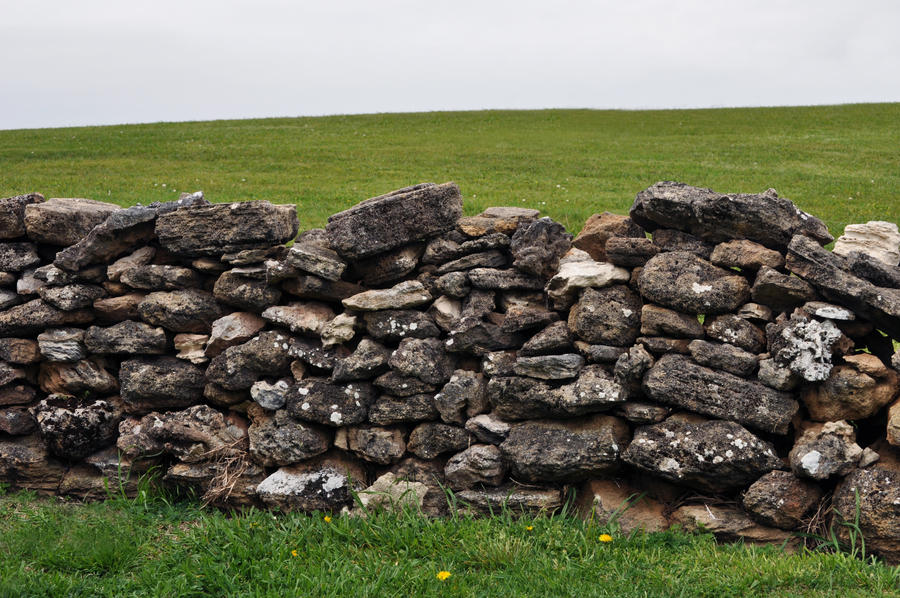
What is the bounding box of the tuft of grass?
[2,104,899,236]
[1,490,898,597]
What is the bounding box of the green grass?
[2,104,899,235]
[1,489,898,598]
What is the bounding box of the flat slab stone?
[24,198,121,246]
[643,354,798,434]
[630,181,832,249]
[833,221,900,266]
[326,182,462,260]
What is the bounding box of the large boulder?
[629,182,832,249]
[638,252,750,315]
[24,197,121,246]
[500,415,629,483]
[643,355,797,434]
[156,200,298,256]
[622,418,782,491]
[325,182,462,260]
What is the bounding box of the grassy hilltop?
[2,104,899,235]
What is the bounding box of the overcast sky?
[2,0,899,130]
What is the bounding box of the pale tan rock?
[320,313,357,347]
[342,280,432,311]
[671,504,797,547]
[576,479,667,533]
[802,353,899,421]
[833,220,900,266]
[261,302,335,336]
[572,212,644,262]
[205,312,266,357]
[174,333,209,364]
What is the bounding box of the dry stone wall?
[3,181,900,562]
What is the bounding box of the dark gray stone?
[704,314,766,353]
[285,242,346,281]
[833,468,900,564]
[373,371,437,397]
[0,299,93,336]
[213,270,281,312]
[640,304,704,338]
[742,470,823,530]
[332,339,392,382]
[119,356,206,412]
[137,289,225,334]
[206,330,295,390]
[0,193,44,240]
[687,339,758,377]
[368,394,438,425]
[434,370,487,424]
[568,285,641,346]
[464,414,511,444]
[513,353,584,380]
[120,265,202,291]
[605,236,658,267]
[510,218,572,279]
[389,337,456,385]
[445,444,506,489]
[286,378,376,427]
[84,320,168,354]
[488,365,623,419]
[34,395,122,460]
[751,266,818,311]
[519,321,574,356]
[467,268,544,290]
[363,310,440,342]
[651,228,715,259]
[39,284,107,311]
[638,252,751,315]
[248,406,331,467]
[0,242,40,272]
[407,423,471,459]
[434,272,470,298]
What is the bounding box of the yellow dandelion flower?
[436,571,452,581]
[291,549,299,557]
[323,515,332,523]
[599,534,613,543]
[525,526,534,531]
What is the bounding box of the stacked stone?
[2,181,900,563]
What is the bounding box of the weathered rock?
[335,425,406,465]
[107,246,156,281]
[622,418,781,491]
[204,383,248,408]
[0,363,26,388]
[704,314,766,353]
[465,413,510,444]
[206,330,294,390]
[0,434,66,493]
[0,406,36,435]
[629,181,832,249]
[833,221,900,266]
[120,265,201,291]
[0,192,44,239]
[389,337,455,385]
[801,301,855,321]
[613,401,670,424]
[434,249,505,275]
[710,239,785,271]
[637,336,692,355]
[156,200,298,256]
[500,306,559,333]
[802,353,899,421]
[368,394,438,425]
[434,271,471,298]
[519,321,574,356]
[119,356,205,412]
[287,337,349,372]
[789,421,863,481]
[545,259,630,308]
[572,212,644,261]
[751,266,817,310]
[332,339,391,382]
[513,353,584,380]
[350,471,430,515]
[38,283,106,311]
[0,242,40,272]
[433,371,487,424]
[248,405,331,466]
[605,236,659,267]
[0,338,41,365]
[374,371,437,397]
[0,289,20,310]
[262,302,334,336]
[670,504,795,546]
[34,395,123,460]
[843,251,900,289]
[640,304,704,338]
[509,217,572,279]
[137,289,225,333]
[255,453,366,512]
[500,415,629,482]
[285,242,346,281]
[651,228,715,259]
[281,274,365,302]
[38,359,118,395]
[638,252,750,315]
[407,423,470,459]
[833,467,900,564]
[576,479,668,533]
[742,470,823,530]
[117,405,247,462]
[568,285,641,346]
[467,268,544,290]
[83,320,168,354]
[37,328,86,362]
[93,293,145,323]
[352,245,424,286]
[456,486,563,514]
[173,333,208,364]
[768,311,844,382]
[643,355,797,434]
[24,198,121,246]
[326,183,461,260]
[343,280,432,311]
[363,310,440,342]
[489,365,623,420]
[445,444,506,489]
[757,357,801,391]
[250,379,292,411]
[737,302,774,323]
[320,313,357,347]
[205,311,266,357]
[889,400,900,447]
[613,344,654,400]
[212,270,281,312]
[687,339,758,377]
[0,384,37,407]
[574,342,628,364]
[163,460,265,507]
[786,234,900,338]
[286,378,377,427]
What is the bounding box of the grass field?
[2,104,899,235]
[2,104,900,596]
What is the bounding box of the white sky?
[1,0,899,130]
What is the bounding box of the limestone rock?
[206,331,294,390]
[0,338,41,365]
[642,355,797,434]
[613,344,654,400]
[467,268,544,290]
[326,183,462,260]
[500,415,630,483]
[282,274,364,303]
[742,470,823,530]
[389,337,455,385]
[629,181,832,249]
[509,217,572,279]
[613,401,670,424]
[545,259,630,307]
[568,285,641,346]
[605,236,659,267]
[0,407,36,435]
[37,328,86,362]
[156,201,298,256]
[117,405,247,462]
[407,423,470,460]
[434,271,470,298]
[833,221,900,266]
[332,339,392,382]
[121,265,201,291]
[622,418,781,491]
[248,406,331,467]
[335,425,406,465]
[445,444,506,489]
[704,314,766,353]
[84,320,167,354]
[513,353,584,380]
[489,365,623,420]
[119,356,205,412]
[374,371,437,397]
[137,289,225,334]
[0,384,37,407]
[640,304,704,338]
[368,394,438,425]
[456,486,563,515]
[255,454,365,512]
[39,284,107,311]
[768,311,844,382]
[106,246,156,281]
[205,312,266,357]
[286,378,376,427]
[670,504,795,546]
[576,479,668,533]
[24,197,121,246]
[33,395,123,460]
[638,252,750,315]
[38,359,118,395]
[0,242,40,272]
[213,270,281,312]
[572,212,644,261]
[285,242,346,281]
[262,302,334,336]
[757,358,801,391]
[343,281,432,311]
[519,321,574,356]
[710,240,785,271]
[687,339,758,377]
[250,379,292,411]
[651,228,715,259]
[751,266,817,310]
[465,413,510,444]
[802,353,899,421]
[321,313,357,347]
[0,192,44,240]
[833,467,900,564]
[363,310,440,342]
[434,370,487,424]
[173,333,208,364]
[93,293,144,323]
[789,421,863,481]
